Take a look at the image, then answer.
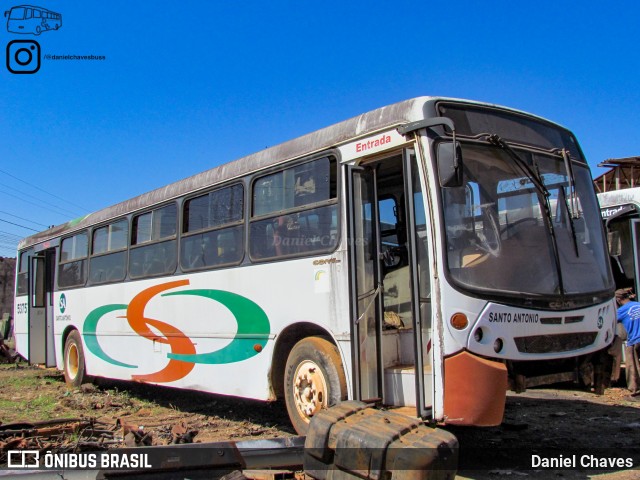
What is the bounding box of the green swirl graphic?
[163,289,271,364]
[83,304,137,368]
[82,288,270,371]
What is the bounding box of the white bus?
[599,187,640,294]
[14,97,616,434]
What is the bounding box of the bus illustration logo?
[83,280,271,383]
[59,294,67,314]
[5,5,62,35]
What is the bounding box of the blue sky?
[0,0,638,256]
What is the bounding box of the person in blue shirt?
[616,288,640,397]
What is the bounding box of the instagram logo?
[6,40,41,74]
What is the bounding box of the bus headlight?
[474,328,483,342]
[494,338,504,353]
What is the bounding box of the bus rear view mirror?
[437,141,463,188]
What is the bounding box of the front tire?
[63,330,88,387]
[284,336,347,434]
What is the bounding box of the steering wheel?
[473,208,501,256]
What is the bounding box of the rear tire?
[284,336,347,434]
[63,330,88,387]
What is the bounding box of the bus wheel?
[64,330,87,388]
[284,336,346,434]
[35,26,41,35]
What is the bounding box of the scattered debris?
[171,421,199,444]
[0,418,117,465]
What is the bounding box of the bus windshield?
[9,7,25,19]
[442,143,613,306]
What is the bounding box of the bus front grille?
[514,332,598,354]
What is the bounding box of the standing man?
[616,288,640,397]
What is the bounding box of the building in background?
[594,156,640,192]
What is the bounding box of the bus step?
[383,365,433,407]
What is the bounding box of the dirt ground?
[0,363,638,479]
[453,386,640,479]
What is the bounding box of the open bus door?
[631,219,640,295]
[28,248,56,367]
[347,148,434,417]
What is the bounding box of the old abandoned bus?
[14,97,616,433]
[599,187,640,294]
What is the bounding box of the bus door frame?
[631,218,640,295]
[347,147,435,416]
[402,147,432,418]
[347,163,384,403]
[30,244,58,367]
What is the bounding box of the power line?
[0,210,48,228]
[0,189,78,220]
[0,230,23,239]
[0,181,82,218]
[0,217,39,232]
[0,167,89,213]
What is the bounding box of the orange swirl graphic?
[126,280,196,383]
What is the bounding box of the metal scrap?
[0,417,118,466]
[116,419,153,447]
[171,421,199,444]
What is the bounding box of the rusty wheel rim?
[66,343,79,380]
[292,360,328,423]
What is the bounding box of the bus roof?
[10,5,60,13]
[17,96,557,250]
[598,187,640,208]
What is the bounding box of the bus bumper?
[443,350,508,426]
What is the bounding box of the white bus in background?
[599,187,640,294]
[598,187,640,378]
[14,97,616,434]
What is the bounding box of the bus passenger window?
[89,219,128,284]
[129,204,177,279]
[180,184,244,271]
[249,156,338,261]
[16,250,31,296]
[58,232,88,288]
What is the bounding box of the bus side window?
[250,156,338,261]
[180,184,244,271]
[130,204,177,279]
[58,232,88,288]
[89,219,128,284]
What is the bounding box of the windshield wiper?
[557,186,580,257]
[559,148,580,218]
[486,134,567,296]
[486,134,551,199]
